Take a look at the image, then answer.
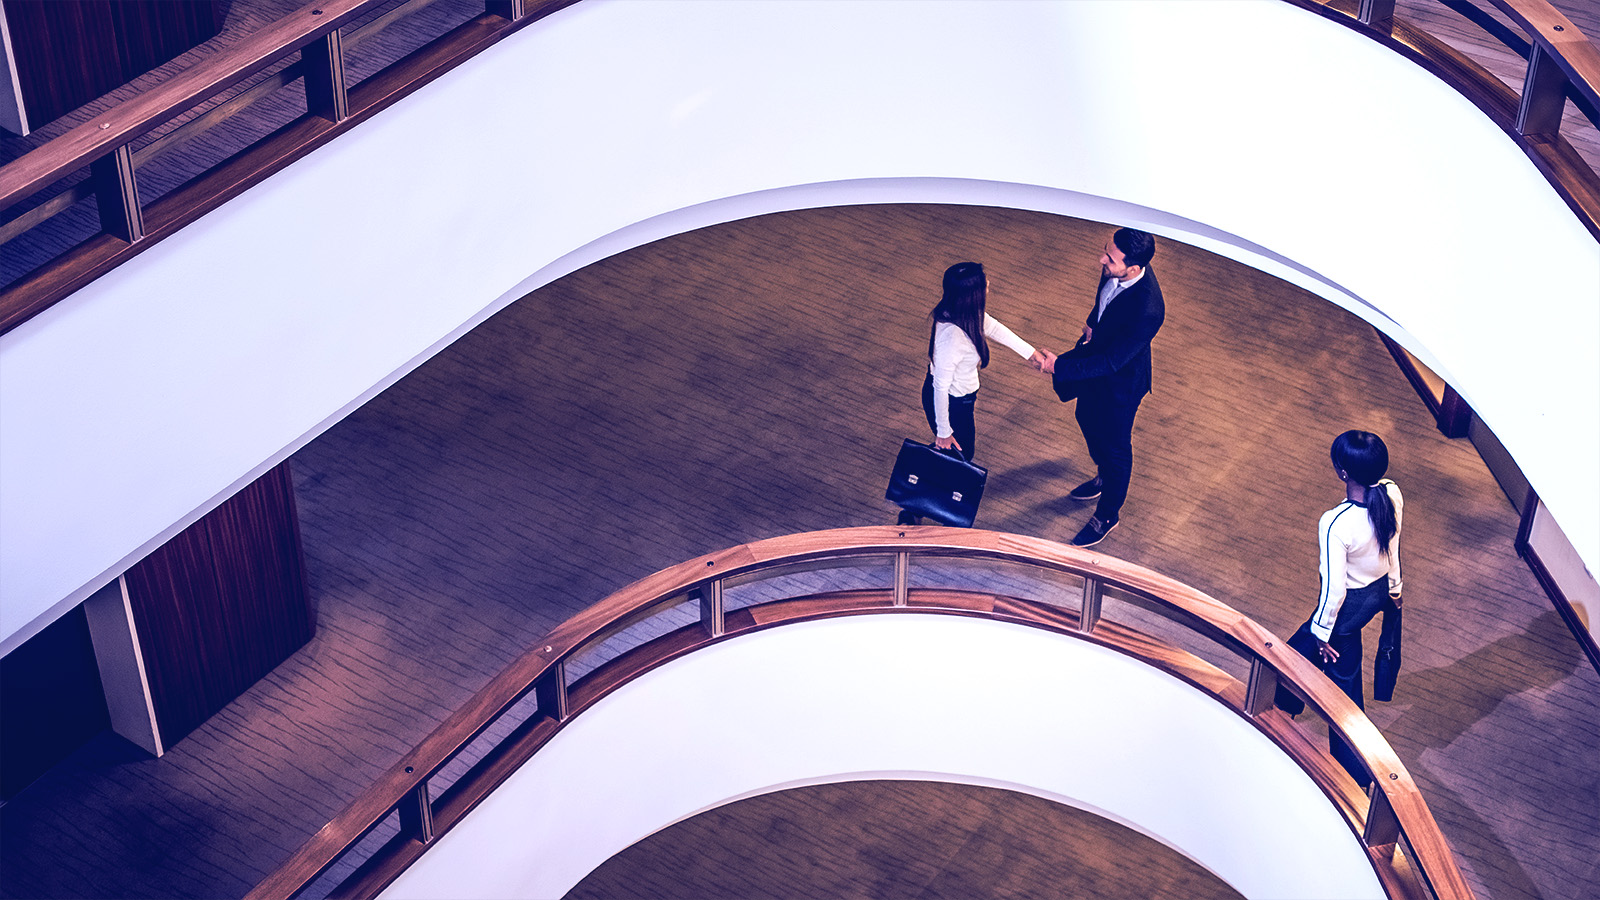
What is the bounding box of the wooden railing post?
[1244,656,1279,717]
[303,29,350,123]
[695,581,724,638]
[89,146,144,243]
[1517,43,1569,137]
[1364,781,1401,846]
[250,528,1476,900]
[1357,0,1395,34]
[1437,386,1472,438]
[1079,577,1102,633]
[486,0,525,21]
[397,778,436,844]
[534,659,568,722]
[5,0,1600,343]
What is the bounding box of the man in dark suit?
[1041,228,1165,547]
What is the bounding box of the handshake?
[1027,324,1088,376]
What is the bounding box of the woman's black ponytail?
[1332,430,1398,555]
[1363,481,1399,555]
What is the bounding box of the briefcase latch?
[908,474,919,485]
[952,491,963,501]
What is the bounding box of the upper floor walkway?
[1,2,1598,898]
[3,200,1595,900]
[1,0,1599,656]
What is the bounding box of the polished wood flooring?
[4,3,1600,900]
[567,781,1244,900]
[3,203,1596,900]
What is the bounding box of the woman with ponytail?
[899,262,1044,526]
[1282,429,1404,785]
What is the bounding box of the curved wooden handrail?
[249,527,1473,900]
[1488,0,1600,113]
[1,0,1598,335]
[0,0,364,209]
[1290,0,1600,234]
[0,0,578,334]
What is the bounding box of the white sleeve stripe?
[1312,503,1358,631]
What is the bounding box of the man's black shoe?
[1070,516,1118,548]
[1067,476,1103,501]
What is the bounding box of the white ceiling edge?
[2,0,1594,651]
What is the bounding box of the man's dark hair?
[1113,228,1156,269]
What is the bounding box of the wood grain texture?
[1402,0,1600,170]
[1487,0,1600,110]
[566,780,1245,900]
[1292,0,1600,233]
[3,0,1599,327]
[120,461,313,747]
[0,0,583,331]
[323,575,1422,899]
[3,0,224,130]
[4,202,1595,900]
[0,0,364,202]
[0,1,1591,896]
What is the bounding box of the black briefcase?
[885,438,987,527]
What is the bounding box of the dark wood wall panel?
[206,465,314,684]
[3,0,224,129]
[123,462,314,746]
[107,0,226,83]
[3,0,123,129]
[123,516,225,741]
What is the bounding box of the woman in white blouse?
[899,262,1043,525]
[1282,429,1403,786]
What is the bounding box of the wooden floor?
[567,781,1244,900]
[4,4,1600,900]
[3,203,1597,900]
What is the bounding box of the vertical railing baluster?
[398,778,436,844]
[1364,781,1401,847]
[90,145,144,243]
[696,580,724,638]
[486,0,525,21]
[304,29,349,123]
[1517,43,1569,137]
[1244,656,1280,716]
[1357,0,1395,34]
[893,551,909,607]
[534,659,568,722]
[1436,385,1472,438]
[1079,577,1102,632]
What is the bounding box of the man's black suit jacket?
[1051,267,1165,407]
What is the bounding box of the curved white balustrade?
[380,614,1383,900]
[2,0,1595,649]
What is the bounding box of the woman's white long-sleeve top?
[1311,479,1404,642]
[927,314,1036,438]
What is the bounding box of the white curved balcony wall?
[1,0,1595,651]
[379,614,1383,899]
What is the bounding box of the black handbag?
[1373,600,1402,702]
[885,438,987,527]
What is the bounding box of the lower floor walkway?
[2,204,1596,899]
